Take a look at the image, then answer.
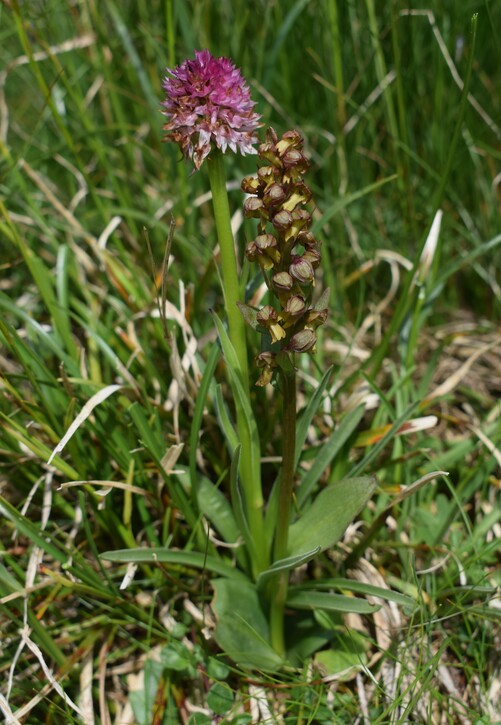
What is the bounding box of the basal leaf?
[101,547,248,581]
[257,547,321,586]
[211,578,283,670]
[288,476,377,557]
[291,578,416,609]
[286,589,380,614]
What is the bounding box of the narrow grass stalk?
[207,151,267,575]
[367,14,478,380]
[327,0,347,131]
[164,0,175,69]
[365,0,405,201]
[270,366,296,656]
[389,0,414,224]
[326,0,349,197]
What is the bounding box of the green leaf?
[197,476,239,545]
[237,301,259,330]
[207,682,234,715]
[207,657,230,680]
[211,310,244,383]
[100,547,249,581]
[284,611,334,665]
[0,412,80,480]
[312,287,330,311]
[296,405,366,506]
[189,342,220,502]
[286,590,380,614]
[229,445,257,568]
[314,629,369,679]
[128,404,197,529]
[0,494,110,593]
[188,715,212,725]
[128,402,165,460]
[434,233,501,289]
[161,641,199,675]
[214,384,239,453]
[293,578,416,609]
[211,312,261,486]
[257,547,321,586]
[0,294,79,376]
[348,401,419,478]
[174,465,240,548]
[211,578,284,670]
[263,0,312,87]
[0,562,22,594]
[288,476,377,557]
[6,223,77,356]
[129,657,164,725]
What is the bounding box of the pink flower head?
[162,49,261,170]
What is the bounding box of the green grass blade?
[189,343,220,501]
[297,405,366,506]
[286,590,380,615]
[100,547,249,582]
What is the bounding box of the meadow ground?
[0,1,500,723]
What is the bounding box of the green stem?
[207,151,250,387]
[207,151,267,576]
[270,364,296,656]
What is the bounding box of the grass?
[1,0,500,722]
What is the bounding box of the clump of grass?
[1,1,500,722]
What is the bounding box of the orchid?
[158,51,374,665]
[161,49,261,169]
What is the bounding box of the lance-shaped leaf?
[212,579,284,671]
[288,476,377,557]
[257,547,321,586]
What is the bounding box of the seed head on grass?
[161,49,261,170]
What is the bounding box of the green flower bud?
[245,239,259,261]
[243,196,266,218]
[282,149,309,174]
[282,295,307,327]
[252,233,280,269]
[272,209,293,231]
[305,308,328,328]
[284,295,306,316]
[287,328,317,353]
[303,248,321,268]
[289,255,314,284]
[272,271,293,291]
[264,183,287,207]
[297,231,319,250]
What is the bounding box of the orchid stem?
[207,151,249,387]
[270,364,296,656]
[207,150,267,576]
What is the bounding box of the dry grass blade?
[469,426,501,469]
[425,339,501,403]
[58,480,148,496]
[48,384,123,465]
[80,649,95,725]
